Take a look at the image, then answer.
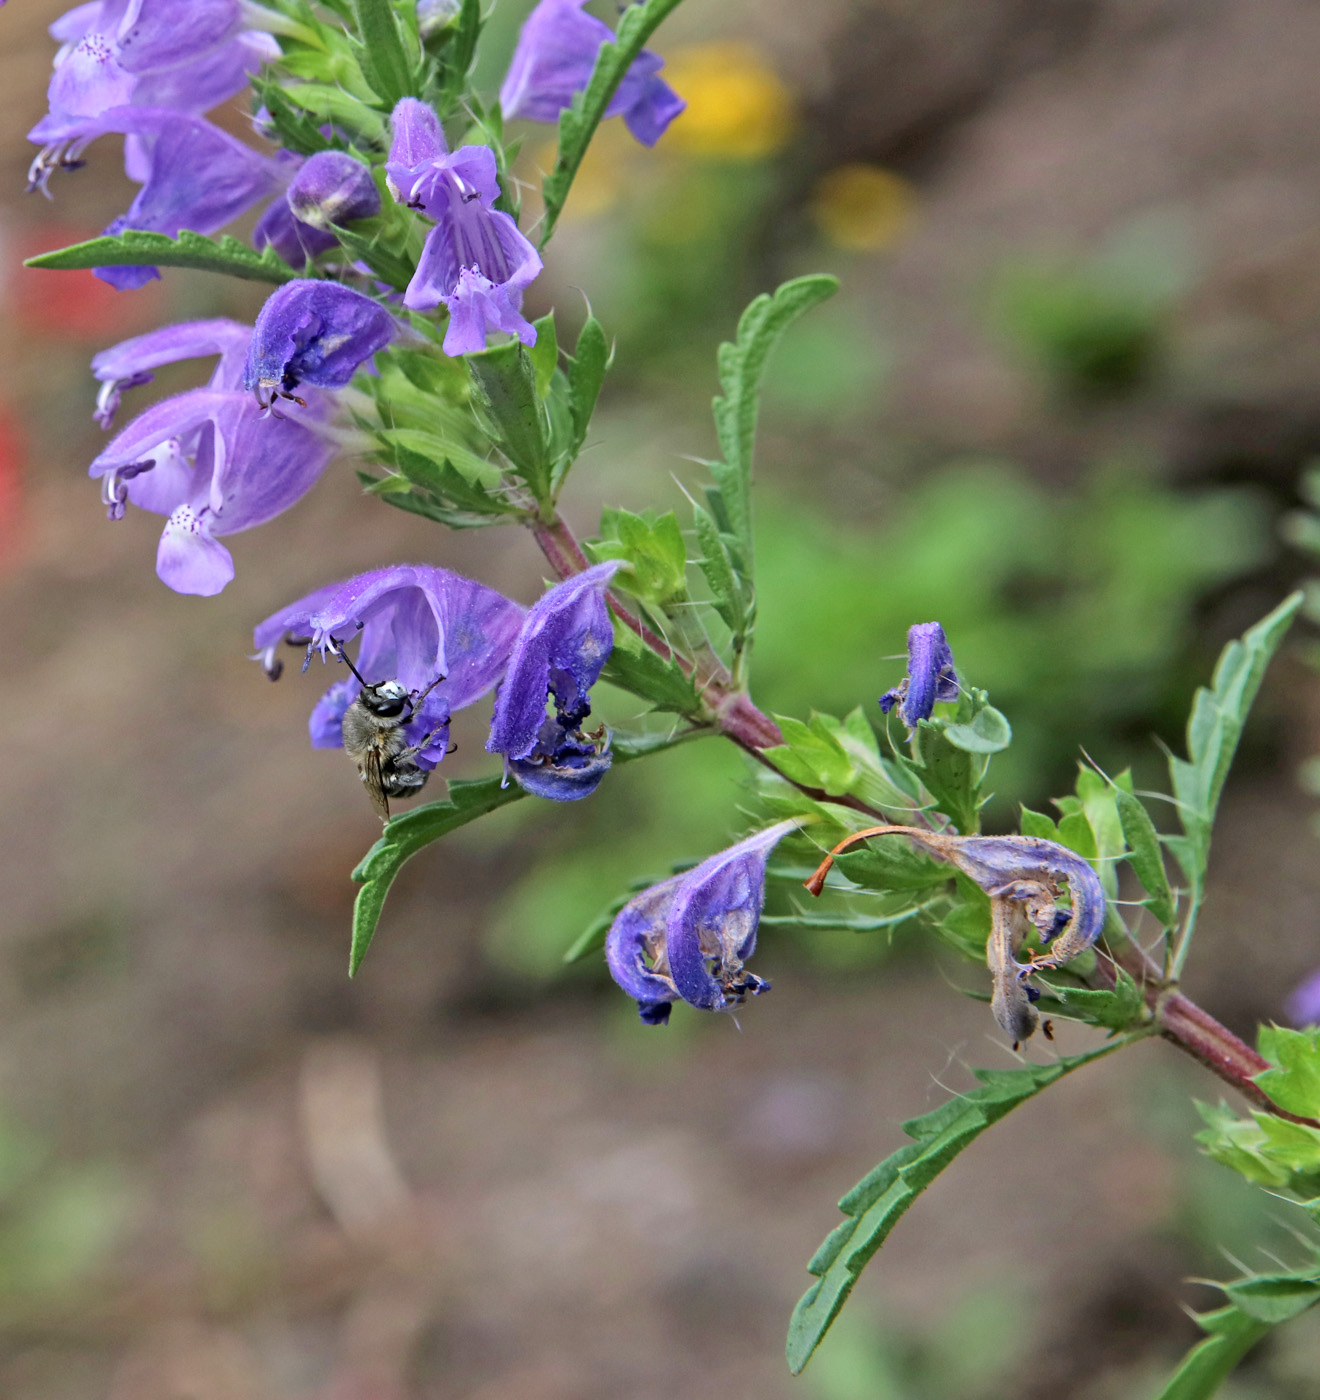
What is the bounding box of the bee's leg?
[403,670,448,720]
[394,723,449,765]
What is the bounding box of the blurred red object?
[0,405,24,570]
[8,223,164,342]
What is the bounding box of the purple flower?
[385,98,542,356]
[500,0,685,147]
[1287,970,1320,1027]
[244,282,396,404]
[253,565,526,766]
[28,1,276,191]
[879,621,959,728]
[52,108,286,289]
[253,152,382,271]
[486,562,621,800]
[91,316,250,427]
[89,386,334,595]
[606,821,800,1024]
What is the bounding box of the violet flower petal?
[605,875,686,1024]
[486,562,621,763]
[245,281,396,395]
[665,820,799,1012]
[91,317,251,426]
[500,0,685,147]
[879,620,960,728]
[255,565,525,764]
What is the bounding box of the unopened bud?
[286,151,381,231]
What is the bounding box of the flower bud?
[286,151,381,231]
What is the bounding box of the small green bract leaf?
[1113,785,1177,925]
[943,704,1012,754]
[1255,1026,1320,1120]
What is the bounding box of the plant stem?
[524,511,1309,1124]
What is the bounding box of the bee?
[328,638,447,822]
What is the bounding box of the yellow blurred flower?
[661,42,795,160]
[809,164,916,253]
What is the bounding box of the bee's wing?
[363,748,391,822]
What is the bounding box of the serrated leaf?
[351,731,697,974]
[589,508,688,607]
[527,311,559,398]
[1255,1026,1320,1120]
[539,0,684,242]
[25,230,297,283]
[763,714,855,795]
[708,275,839,570]
[351,775,525,975]
[692,504,746,637]
[786,1046,1117,1373]
[1114,786,1177,925]
[600,626,702,715]
[1169,592,1302,895]
[1036,970,1145,1031]
[467,340,551,497]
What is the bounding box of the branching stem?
[524,511,1306,1123]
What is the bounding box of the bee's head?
[361,679,409,718]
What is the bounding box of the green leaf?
[763,714,856,795]
[25,230,297,283]
[281,82,387,142]
[786,1045,1119,1373]
[1168,592,1302,897]
[567,315,609,453]
[943,705,1012,754]
[351,0,417,105]
[588,508,689,607]
[1255,1026,1320,1120]
[467,341,551,498]
[601,626,702,715]
[527,311,559,398]
[1148,1305,1272,1400]
[352,731,700,974]
[692,504,748,639]
[435,0,482,106]
[1019,806,1059,840]
[1113,786,1177,926]
[351,776,525,976]
[708,275,839,571]
[1035,970,1145,1031]
[830,841,952,895]
[539,0,684,242]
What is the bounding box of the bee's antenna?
[327,635,370,688]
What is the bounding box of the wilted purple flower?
[385,97,542,356]
[253,152,382,271]
[607,821,800,1024]
[89,387,334,594]
[1287,969,1320,1027]
[57,108,286,289]
[879,621,959,728]
[500,0,685,147]
[253,565,525,766]
[91,316,250,427]
[486,562,621,800]
[806,824,1106,1043]
[244,281,396,404]
[28,0,276,191]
